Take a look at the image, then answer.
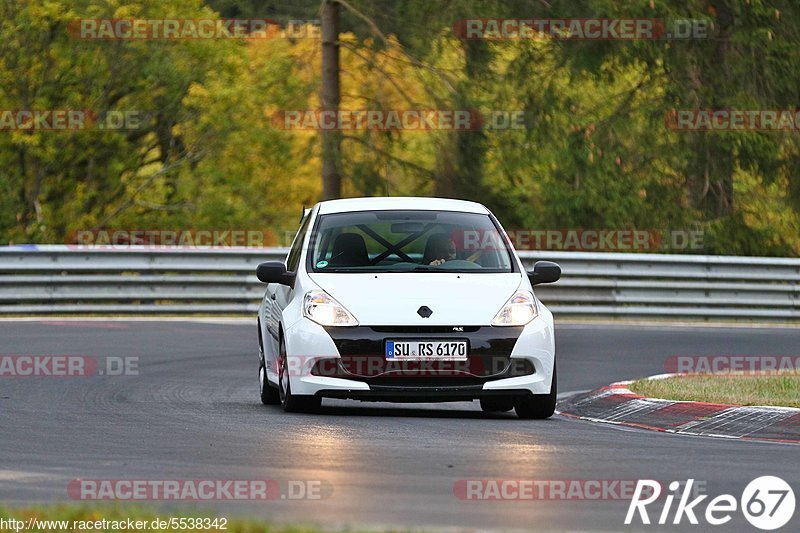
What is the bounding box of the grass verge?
[628,373,800,408]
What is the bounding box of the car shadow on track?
[266,401,528,420]
[182,400,558,422]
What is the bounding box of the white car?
[256,197,561,418]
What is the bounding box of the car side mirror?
[528,261,561,285]
[256,261,295,286]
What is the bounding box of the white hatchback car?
[256,197,560,418]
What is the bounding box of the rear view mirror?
[528,261,561,285]
[256,261,295,286]
[391,222,425,233]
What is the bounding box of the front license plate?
[385,340,468,360]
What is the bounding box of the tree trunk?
[320,0,342,200]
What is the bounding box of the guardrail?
[1,246,798,320]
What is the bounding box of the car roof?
[316,197,489,215]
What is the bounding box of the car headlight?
[491,290,538,326]
[303,290,359,327]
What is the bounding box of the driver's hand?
[429,258,446,266]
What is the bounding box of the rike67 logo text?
[626,477,795,530]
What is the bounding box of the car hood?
[306,272,523,326]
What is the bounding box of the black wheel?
[258,321,280,405]
[277,336,321,413]
[479,397,514,412]
[259,361,280,405]
[514,362,557,419]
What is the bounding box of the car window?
[307,210,514,273]
[286,214,311,272]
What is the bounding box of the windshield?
[308,210,515,273]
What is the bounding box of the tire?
[277,336,321,413]
[479,397,514,412]
[258,321,280,405]
[259,361,280,405]
[514,362,557,420]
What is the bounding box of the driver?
[426,234,457,266]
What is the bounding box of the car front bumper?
[282,316,555,400]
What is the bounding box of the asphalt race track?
[1,320,798,531]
